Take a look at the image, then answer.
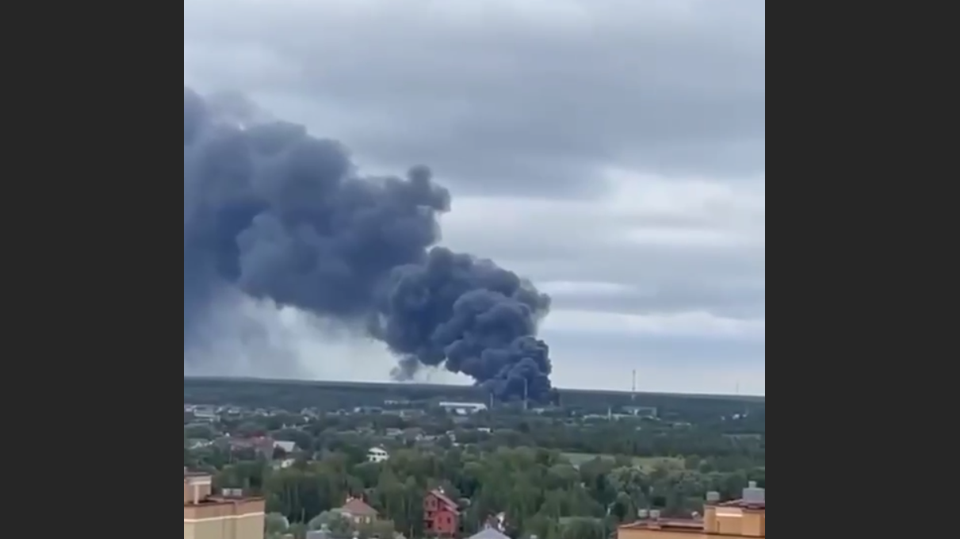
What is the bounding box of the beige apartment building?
[184,469,266,539]
[619,483,766,539]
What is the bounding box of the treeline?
[184,377,765,423]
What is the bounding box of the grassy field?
[562,452,685,471]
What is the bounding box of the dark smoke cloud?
[184,88,554,401]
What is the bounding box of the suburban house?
[368,447,390,463]
[337,497,380,526]
[274,440,297,454]
[423,489,460,537]
[223,437,276,458]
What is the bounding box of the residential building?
[185,405,219,423]
[194,407,219,422]
[184,469,266,539]
[337,497,380,526]
[424,489,460,536]
[223,437,276,458]
[618,483,766,538]
[274,441,297,454]
[368,447,390,463]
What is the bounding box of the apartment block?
[184,469,266,539]
[619,483,766,538]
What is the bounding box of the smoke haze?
[183,88,554,400]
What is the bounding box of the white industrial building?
[438,402,488,415]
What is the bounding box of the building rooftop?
[468,529,509,539]
[619,484,766,538]
[184,468,264,508]
[340,498,379,517]
[620,520,708,534]
[429,489,459,510]
[718,499,766,511]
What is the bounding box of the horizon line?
[183,375,766,402]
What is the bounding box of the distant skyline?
[184,0,766,395]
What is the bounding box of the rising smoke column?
[183,88,554,400]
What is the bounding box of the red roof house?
[424,489,460,537]
[338,497,380,525]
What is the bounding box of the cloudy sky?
[183,0,766,395]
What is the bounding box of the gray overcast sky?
[184,0,766,395]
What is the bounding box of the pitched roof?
[429,489,459,511]
[341,498,379,517]
[468,529,509,539]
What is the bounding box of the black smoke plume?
[184,88,554,401]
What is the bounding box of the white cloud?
[545,310,764,340]
[540,281,641,297]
